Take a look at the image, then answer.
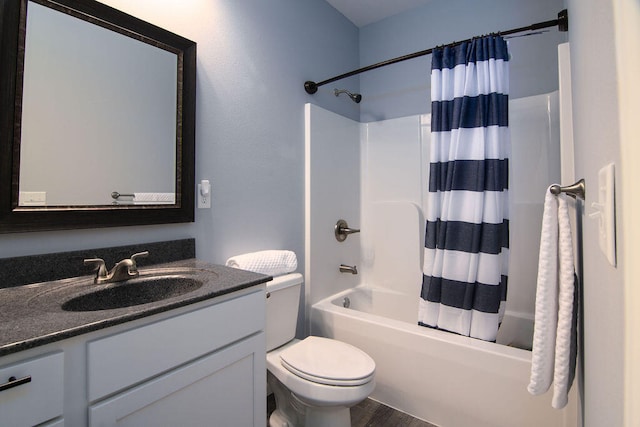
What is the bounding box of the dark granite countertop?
[0,259,271,357]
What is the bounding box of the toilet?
[266,273,375,427]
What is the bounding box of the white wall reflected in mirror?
[19,1,178,206]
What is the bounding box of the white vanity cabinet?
[0,286,266,427]
[87,289,266,426]
[89,335,263,426]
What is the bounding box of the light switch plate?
[593,163,616,266]
[19,191,46,206]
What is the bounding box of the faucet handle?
[335,219,360,242]
[84,258,107,279]
[130,251,149,268]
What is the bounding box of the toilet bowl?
[266,274,375,427]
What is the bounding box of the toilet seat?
[279,336,375,386]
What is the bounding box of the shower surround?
[305,92,577,426]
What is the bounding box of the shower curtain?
[418,36,510,342]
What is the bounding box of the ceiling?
[325,0,434,27]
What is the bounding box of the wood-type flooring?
[267,394,437,426]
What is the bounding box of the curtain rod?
[304,9,568,94]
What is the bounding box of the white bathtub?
[311,286,577,427]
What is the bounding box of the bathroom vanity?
[0,258,270,427]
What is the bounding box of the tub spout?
[339,264,358,275]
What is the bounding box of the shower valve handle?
[335,219,360,242]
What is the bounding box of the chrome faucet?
[84,251,149,284]
[339,264,358,275]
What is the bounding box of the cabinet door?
[0,352,64,427]
[88,290,265,402]
[89,333,266,427]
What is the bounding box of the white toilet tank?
[266,273,303,352]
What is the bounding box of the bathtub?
[311,286,577,427]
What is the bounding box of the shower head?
[334,88,362,104]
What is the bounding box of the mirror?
[0,0,196,232]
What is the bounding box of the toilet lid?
[279,336,375,386]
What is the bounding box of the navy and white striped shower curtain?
[418,36,510,342]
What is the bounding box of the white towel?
[225,250,297,276]
[552,195,577,409]
[133,192,175,204]
[528,188,559,396]
[528,186,577,409]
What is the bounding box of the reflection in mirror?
[0,0,196,232]
[19,1,178,206]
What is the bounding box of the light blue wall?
[358,0,567,122]
[0,0,359,273]
[1,0,567,275]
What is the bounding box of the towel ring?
[550,179,585,200]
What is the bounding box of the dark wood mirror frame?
[0,0,196,233]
